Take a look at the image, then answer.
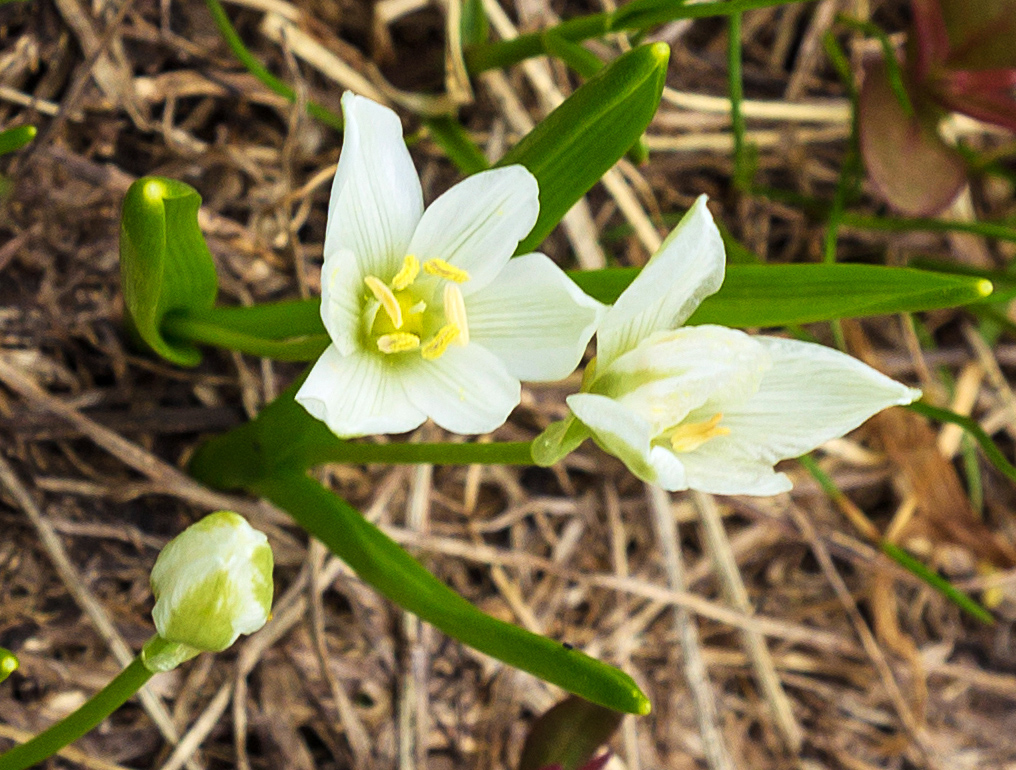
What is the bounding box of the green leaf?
[160,265,990,362]
[690,264,992,326]
[188,374,535,490]
[570,264,991,325]
[0,125,35,156]
[0,647,17,683]
[497,43,669,254]
[119,177,218,366]
[518,696,623,770]
[460,0,488,47]
[250,472,651,715]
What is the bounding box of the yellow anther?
[377,332,421,354]
[669,413,730,453]
[443,284,469,346]
[423,258,470,283]
[421,324,460,360]
[365,275,403,329]
[391,254,420,291]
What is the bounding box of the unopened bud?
[142,511,273,672]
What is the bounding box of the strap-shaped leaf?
[0,125,35,157]
[249,471,650,715]
[119,178,218,366]
[572,263,992,326]
[498,43,669,253]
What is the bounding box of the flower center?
[666,413,730,453]
[363,255,471,361]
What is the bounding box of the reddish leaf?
[858,57,967,216]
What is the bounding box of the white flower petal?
[402,344,520,434]
[295,344,426,438]
[720,336,921,464]
[597,195,725,369]
[466,253,603,381]
[594,325,769,434]
[408,166,540,293]
[567,393,687,489]
[326,93,423,280]
[677,438,793,496]
[320,247,365,356]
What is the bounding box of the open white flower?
[533,196,921,495]
[296,93,603,437]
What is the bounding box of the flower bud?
[141,511,273,672]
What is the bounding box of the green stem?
[163,313,330,362]
[0,657,153,770]
[727,12,747,189]
[908,401,1016,485]
[463,0,812,73]
[203,0,344,130]
[798,454,993,624]
[189,375,536,490]
[424,117,491,175]
[253,471,650,714]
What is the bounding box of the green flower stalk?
[0,512,274,770]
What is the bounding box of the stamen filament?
[443,284,469,346]
[364,275,403,329]
[421,324,460,360]
[423,258,470,283]
[377,332,421,354]
[391,254,420,291]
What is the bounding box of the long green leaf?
[250,472,650,715]
[498,43,669,253]
[188,375,534,490]
[119,178,218,366]
[571,263,992,325]
[0,648,17,683]
[0,125,35,156]
[168,264,992,361]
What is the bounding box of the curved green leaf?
[0,648,17,683]
[251,472,650,715]
[498,43,669,253]
[119,177,218,366]
[0,125,35,157]
[162,265,991,361]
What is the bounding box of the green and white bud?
[141,511,273,672]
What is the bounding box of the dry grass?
[2,0,1016,768]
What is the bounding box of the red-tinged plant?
[858,0,1016,215]
[518,696,622,770]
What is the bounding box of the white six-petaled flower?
[296,93,603,437]
[533,196,921,496]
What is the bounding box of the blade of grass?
[203,0,343,130]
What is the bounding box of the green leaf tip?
[0,648,17,683]
[646,41,670,64]
[119,176,219,367]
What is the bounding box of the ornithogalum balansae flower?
[142,511,274,672]
[859,0,1016,215]
[533,197,921,495]
[295,92,603,438]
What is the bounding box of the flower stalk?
[0,656,153,770]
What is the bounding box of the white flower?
[142,511,274,672]
[533,196,921,495]
[295,93,603,438]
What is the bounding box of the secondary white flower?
[296,92,603,438]
[142,511,274,672]
[533,196,921,495]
